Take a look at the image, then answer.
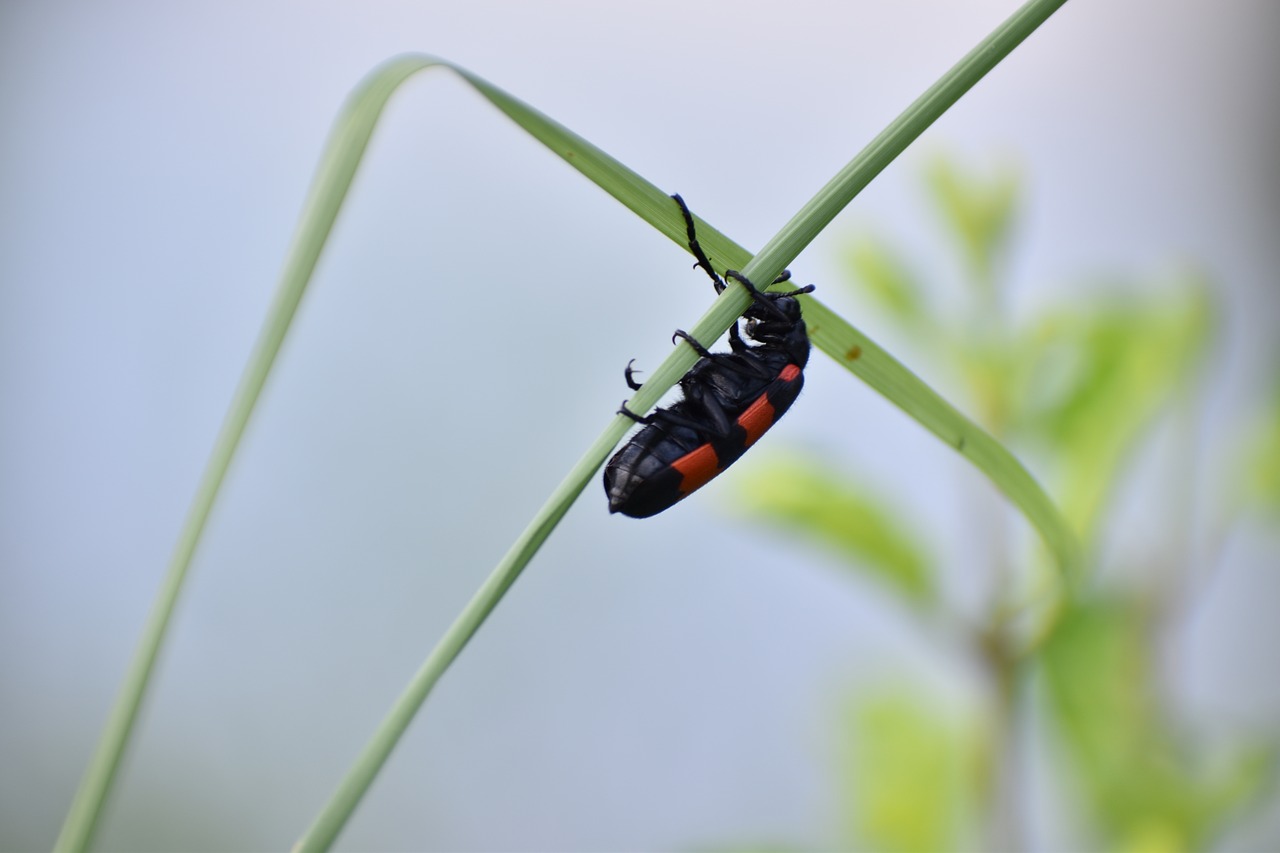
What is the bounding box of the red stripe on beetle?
[737,394,777,447]
[671,443,722,495]
[736,363,801,447]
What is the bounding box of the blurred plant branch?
[733,154,1279,850]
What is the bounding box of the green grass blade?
[804,302,1081,581]
[52,55,438,853]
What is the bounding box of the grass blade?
[53,55,439,853]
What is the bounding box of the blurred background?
[2,1,1278,850]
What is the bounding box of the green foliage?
[839,690,985,851]
[1012,280,1215,537]
[733,455,935,607]
[923,154,1019,292]
[843,236,927,326]
[1042,598,1274,849]
[1238,373,1280,514]
[733,153,1278,849]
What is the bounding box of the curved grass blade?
[52,56,440,853]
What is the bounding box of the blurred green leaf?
[843,234,928,327]
[839,689,984,852]
[1041,597,1274,849]
[1041,599,1154,818]
[923,155,1020,290]
[1012,275,1215,537]
[957,338,1018,435]
[731,454,935,607]
[1237,371,1280,514]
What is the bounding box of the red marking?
[672,443,722,495]
[736,364,800,447]
[737,394,777,447]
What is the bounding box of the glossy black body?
[603,195,814,518]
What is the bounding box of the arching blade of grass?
[56,1,1075,851]
[53,56,441,853]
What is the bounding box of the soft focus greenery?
[733,156,1278,851]
[735,458,935,608]
[839,690,986,850]
[1240,378,1280,514]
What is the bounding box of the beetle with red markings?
[603,194,816,518]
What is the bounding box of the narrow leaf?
[843,235,928,327]
[733,454,935,606]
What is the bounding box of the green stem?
[739,0,1070,283]
[294,427,629,852]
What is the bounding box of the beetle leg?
[724,269,815,322]
[723,269,781,318]
[671,329,716,359]
[620,401,718,438]
[671,194,728,295]
[684,383,737,438]
[718,352,776,380]
[618,401,655,425]
[775,283,817,298]
[623,359,644,391]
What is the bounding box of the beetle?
[603,194,815,518]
